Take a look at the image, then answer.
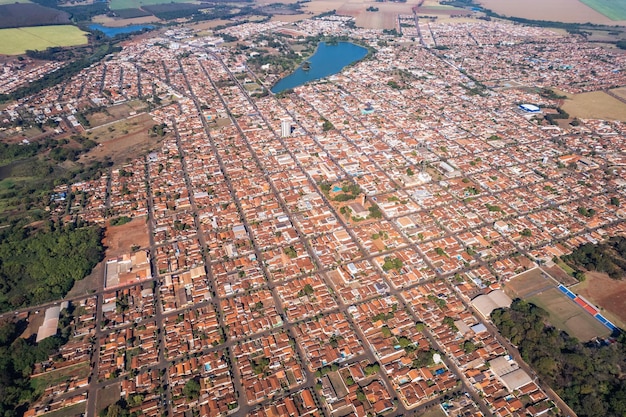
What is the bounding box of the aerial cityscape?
[1,0,626,416]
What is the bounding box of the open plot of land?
[81,112,160,165]
[418,406,447,417]
[561,91,626,122]
[31,361,90,393]
[96,383,121,414]
[104,216,150,257]
[39,403,86,417]
[109,0,192,11]
[0,25,88,55]
[503,267,555,299]
[579,0,626,20]
[528,288,610,341]
[477,0,626,24]
[86,102,146,128]
[571,271,626,329]
[299,0,422,29]
[609,87,626,101]
[543,264,579,286]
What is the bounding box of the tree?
[183,378,201,400]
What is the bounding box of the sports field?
[0,25,88,55]
[528,288,610,341]
[503,267,554,299]
[109,0,191,11]
[579,0,626,20]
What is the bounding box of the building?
[281,120,292,138]
[519,104,541,113]
[471,289,512,319]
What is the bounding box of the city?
[1,7,626,417]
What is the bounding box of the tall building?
[281,120,291,138]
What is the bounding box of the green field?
[109,0,192,11]
[579,0,626,20]
[0,25,88,55]
[528,288,610,341]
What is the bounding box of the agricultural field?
[571,271,626,329]
[561,91,626,122]
[0,25,88,55]
[476,0,626,24]
[527,288,610,341]
[0,3,71,28]
[109,0,192,11]
[579,0,626,20]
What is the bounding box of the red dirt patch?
[104,216,150,258]
[574,271,626,326]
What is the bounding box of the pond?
[88,24,154,38]
[270,41,368,94]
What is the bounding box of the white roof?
[471,289,512,318]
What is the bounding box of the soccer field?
[0,25,88,55]
[578,0,626,20]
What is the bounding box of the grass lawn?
[38,402,85,417]
[0,25,87,55]
[31,361,90,393]
[578,0,626,20]
[109,0,192,11]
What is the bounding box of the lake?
[270,41,368,94]
[89,24,154,38]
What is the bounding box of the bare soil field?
[86,103,139,127]
[21,310,45,340]
[188,19,231,31]
[543,264,579,286]
[609,87,626,101]
[69,217,149,295]
[528,287,610,341]
[571,271,626,329]
[270,13,313,23]
[105,216,150,257]
[81,113,161,166]
[561,91,626,122]
[91,14,160,26]
[503,267,555,299]
[299,0,422,29]
[476,0,626,24]
[96,383,121,414]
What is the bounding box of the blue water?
[271,42,368,93]
[89,24,154,38]
[332,185,342,192]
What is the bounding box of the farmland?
[527,288,610,341]
[579,0,626,20]
[0,3,71,28]
[476,0,626,24]
[109,0,192,11]
[0,25,88,55]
